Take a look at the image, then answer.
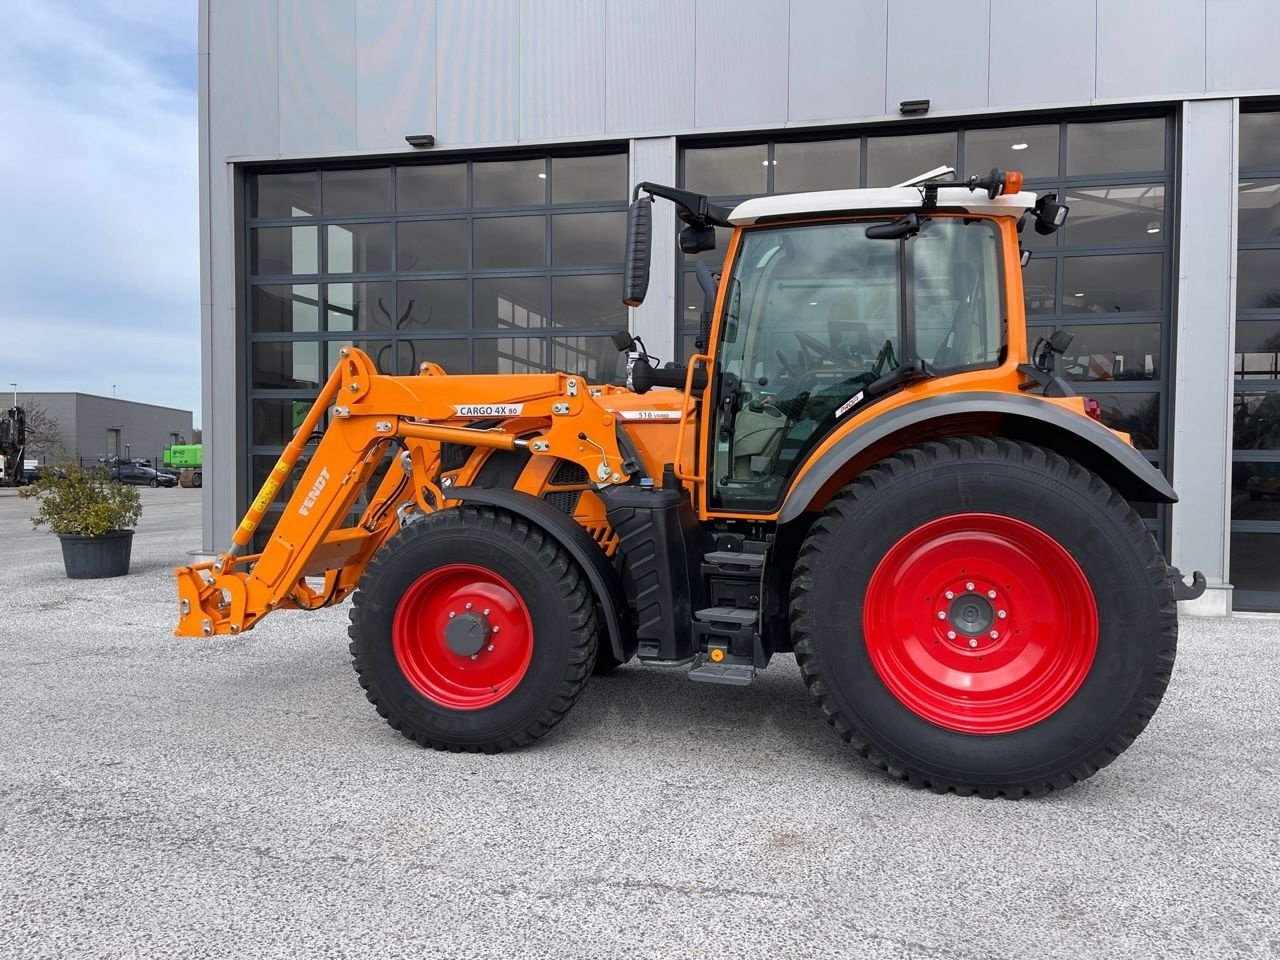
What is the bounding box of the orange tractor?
[176,167,1203,797]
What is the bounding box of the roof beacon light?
[1003,170,1024,195]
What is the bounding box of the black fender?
[446,486,635,664]
[777,390,1177,524]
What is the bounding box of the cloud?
[0,1,200,423]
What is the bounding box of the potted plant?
[20,463,142,578]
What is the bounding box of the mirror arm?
[634,181,733,228]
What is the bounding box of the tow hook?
[1169,567,1207,602]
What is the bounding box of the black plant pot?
[57,530,134,579]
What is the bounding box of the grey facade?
[200,0,1280,614]
[15,393,194,467]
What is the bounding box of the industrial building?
[13,393,193,468]
[199,0,1280,613]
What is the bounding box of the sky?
[0,1,201,424]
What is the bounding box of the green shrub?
[20,463,142,536]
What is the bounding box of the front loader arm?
[174,347,632,638]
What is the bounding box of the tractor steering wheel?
[795,331,841,364]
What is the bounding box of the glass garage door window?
[244,152,628,548]
[678,116,1174,544]
[1231,110,1280,610]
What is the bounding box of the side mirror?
[1048,329,1074,354]
[865,213,920,240]
[1034,193,1069,235]
[679,223,716,254]
[622,196,653,307]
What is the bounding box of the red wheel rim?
[863,513,1098,734]
[392,564,534,710]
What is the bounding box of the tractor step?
[693,606,758,627]
[687,651,755,685]
[701,550,765,572]
[689,607,760,683]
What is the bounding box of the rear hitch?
[1169,566,1207,602]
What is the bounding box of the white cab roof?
[728,187,1039,225]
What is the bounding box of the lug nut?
[470,654,478,660]
[968,638,978,648]
[483,608,490,616]
[987,590,997,599]
[989,630,999,639]
[465,602,472,610]
[448,611,456,619]
[946,631,956,640]
[998,610,1007,619]
[966,581,975,591]
[944,590,954,600]
[492,625,500,633]
[487,644,494,652]
[937,611,947,620]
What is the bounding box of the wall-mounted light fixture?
[405,134,436,148]
[899,99,930,115]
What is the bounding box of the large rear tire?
[348,506,597,752]
[790,437,1176,797]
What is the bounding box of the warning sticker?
[251,478,280,514]
[453,404,524,417]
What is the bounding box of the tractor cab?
[621,168,1074,515]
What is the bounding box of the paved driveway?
[1,488,1277,959]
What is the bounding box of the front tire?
[790,437,1176,797]
[348,506,597,751]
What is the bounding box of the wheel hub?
[947,591,995,637]
[444,611,491,657]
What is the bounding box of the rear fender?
[446,486,636,663]
[777,391,1176,524]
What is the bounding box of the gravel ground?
[0,486,1277,960]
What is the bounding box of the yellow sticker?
[251,478,280,513]
[240,519,257,532]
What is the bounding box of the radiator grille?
[542,490,583,515]
[549,460,590,485]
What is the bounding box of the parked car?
[155,466,181,483]
[111,462,177,488]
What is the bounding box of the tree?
[18,399,64,462]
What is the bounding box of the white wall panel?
[628,138,678,362]
[436,0,519,145]
[605,0,694,134]
[520,0,606,140]
[1171,98,1237,615]
[206,0,279,548]
[355,0,436,151]
[1097,0,1205,99]
[278,0,357,154]
[208,0,278,158]
[694,0,788,128]
[788,0,887,122]
[989,0,1095,107]
[886,0,990,115]
[1207,0,1280,92]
